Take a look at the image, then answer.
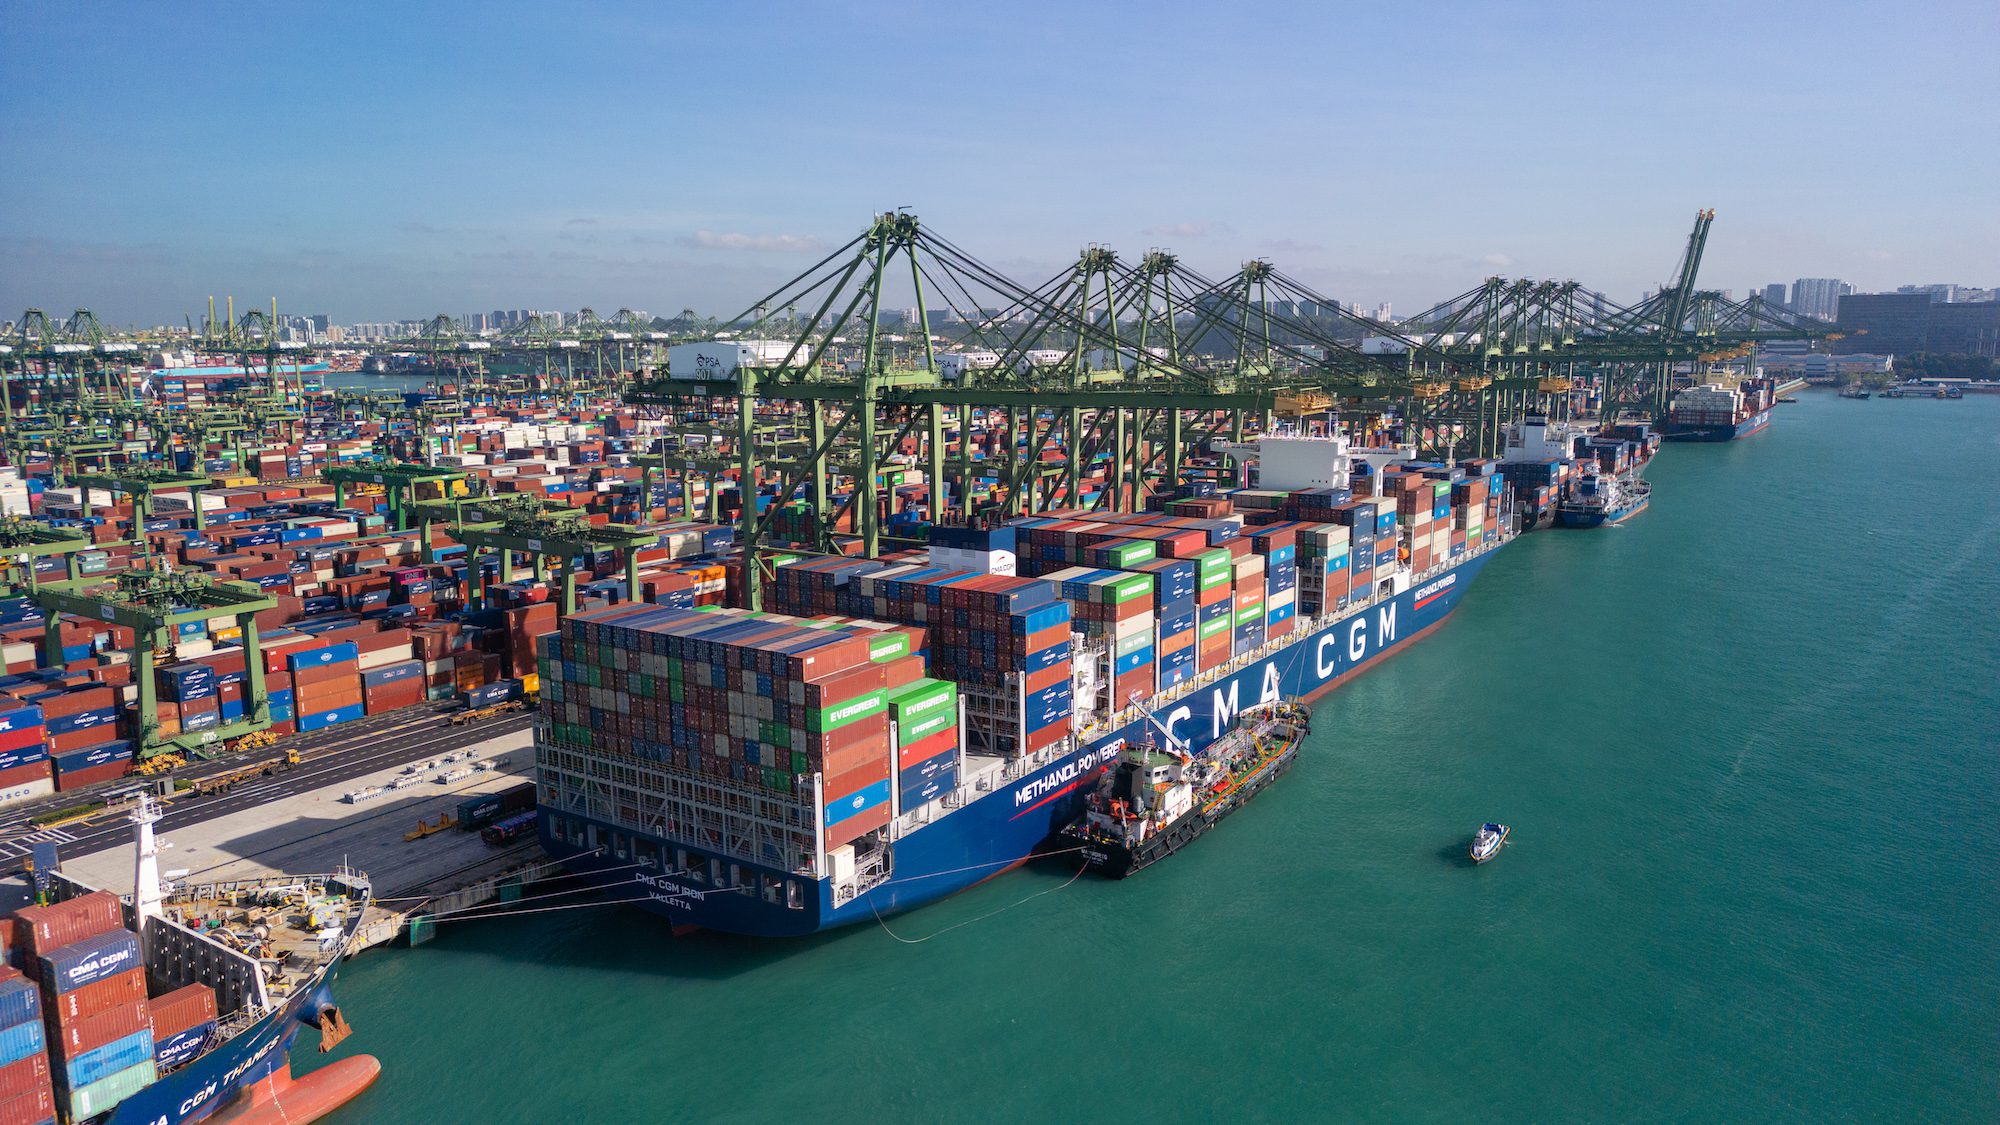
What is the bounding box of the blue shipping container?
[898,750,956,793]
[0,974,39,1026]
[360,660,423,687]
[823,779,892,826]
[0,745,48,772]
[52,741,134,774]
[0,1018,44,1067]
[297,704,365,733]
[45,706,117,736]
[66,1029,154,1089]
[38,930,142,994]
[287,642,359,670]
[0,706,42,735]
[899,768,955,808]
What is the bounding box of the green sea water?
[305,391,1999,1123]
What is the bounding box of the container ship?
[1498,414,1659,530]
[1660,378,1775,442]
[534,432,1514,937]
[1,800,377,1124]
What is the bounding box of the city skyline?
[3,1,1995,324]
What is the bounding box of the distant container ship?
[1661,379,1775,442]
[534,433,1514,937]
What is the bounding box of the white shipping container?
[0,777,56,807]
[938,351,1001,380]
[668,340,804,380]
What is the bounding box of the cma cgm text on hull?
[535,545,1501,937]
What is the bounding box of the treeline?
[1894,352,1995,379]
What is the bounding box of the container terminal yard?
[0,211,1847,1119]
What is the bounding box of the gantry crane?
[413,493,655,614]
[324,458,468,534]
[32,568,278,759]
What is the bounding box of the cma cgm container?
[456,782,537,830]
[538,441,1516,936]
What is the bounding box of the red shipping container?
[147,983,219,1039]
[821,743,892,790]
[1023,663,1067,695]
[48,728,119,755]
[52,999,149,1057]
[1024,717,1068,753]
[52,761,132,792]
[896,726,958,769]
[0,726,42,754]
[42,965,146,1025]
[10,892,121,961]
[825,801,891,851]
[0,761,51,790]
[0,1086,54,1125]
[0,1053,50,1101]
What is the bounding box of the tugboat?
[1554,471,1650,529]
[1060,700,1311,878]
[1470,822,1509,863]
[1838,385,1871,400]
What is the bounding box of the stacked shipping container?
[541,605,934,857]
[8,892,155,1120]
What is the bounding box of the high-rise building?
[1790,278,1847,321]
[1761,284,1788,308]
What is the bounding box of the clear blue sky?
[3,0,1994,325]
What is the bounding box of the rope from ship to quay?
[867,845,1094,945]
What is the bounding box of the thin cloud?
[1140,221,1219,239]
[1479,252,1515,268]
[678,230,826,253]
[1260,238,1327,256]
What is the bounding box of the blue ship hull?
[538,546,1502,937]
[1661,408,1770,442]
[102,969,345,1124]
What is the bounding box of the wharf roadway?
[0,703,536,869]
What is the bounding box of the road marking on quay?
[0,827,79,861]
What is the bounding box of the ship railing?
[172,872,368,906]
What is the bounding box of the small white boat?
[1470,822,1509,863]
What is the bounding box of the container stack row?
[541,605,935,853]
[831,567,1073,758]
[8,892,155,1121]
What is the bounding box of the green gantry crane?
[32,568,278,759]
[0,520,105,595]
[69,468,215,558]
[324,458,468,536]
[416,494,655,615]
